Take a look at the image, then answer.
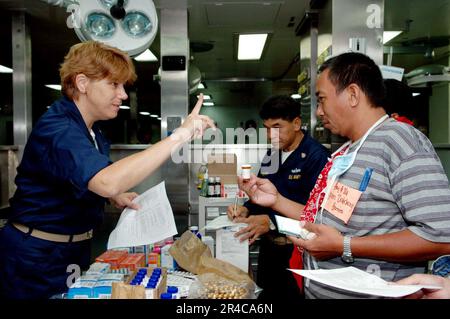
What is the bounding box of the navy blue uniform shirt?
[9,97,112,234]
[244,132,330,224]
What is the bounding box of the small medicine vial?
[241,164,252,181]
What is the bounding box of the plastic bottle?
[161,240,175,270]
[197,162,208,189]
[152,246,161,267]
[189,225,202,240]
[160,292,173,299]
[200,171,209,197]
[241,164,252,181]
[167,286,180,299]
[207,177,215,197]
[215,176,221,197]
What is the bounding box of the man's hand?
[226,205,249,220]
[234,215,271,245]
[238,175,279,208]
[109,192,140,210]
[288,222,344,260]
[395,274,450,299]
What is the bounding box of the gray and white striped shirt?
[305,118,450,299]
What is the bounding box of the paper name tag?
[323,181,361,224]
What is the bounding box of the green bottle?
[200,171,209,197]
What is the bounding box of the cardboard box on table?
[111,267,167,299]
[207,153,239,197]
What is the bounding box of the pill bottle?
[189,225,202,239]
[207,177,215,197]
[214,176,221,197]
[241,164,252,181]
[160,292,173,299]
[167,286,180,299]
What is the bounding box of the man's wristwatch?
[341,235,354,263]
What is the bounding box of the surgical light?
[86,13,115,39]
[100,0,129,8]
[122,11,152,37]
[109,0,127,19]
[73,0,158,57]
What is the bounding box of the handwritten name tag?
[323,181,361,224]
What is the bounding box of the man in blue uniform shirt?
[0,41,214,299]
[227,95,329,299]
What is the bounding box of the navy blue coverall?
[0,97,111,299]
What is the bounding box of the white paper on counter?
[107,181,177,249]
[216,225,249,272]
[289,267,442,298]
[204,215,247,231]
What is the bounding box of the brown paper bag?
[169,230,211,273]
[169,230,253,284]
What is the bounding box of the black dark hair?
[259,95,301,121]
[244,119,257,129]
[383,79,413,117]
[319,52,385,107]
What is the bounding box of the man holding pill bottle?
[238,52,450,299]
[227,95,329,300]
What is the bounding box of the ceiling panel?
[204,1,282,27]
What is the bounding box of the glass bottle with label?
[197,162,208,190]
[215,176,221,197]
[208,177,215,197]
[200,171,209,197]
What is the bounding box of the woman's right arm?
[88,96,215,198]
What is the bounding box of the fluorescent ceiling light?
[119,105,130,109]
[45,84,62,91]
[198,82,205,89]
[157,117,161,120]
[412,92,421,97]
[150,114,158,118]
[383,31,402,44]
[238,33,268,60]
[0,65,13,73]
[291,94,301,99]
[134,49,158,62]
[203,102,214,106]
[139,111,150,115]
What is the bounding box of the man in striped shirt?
[238,52,450,298]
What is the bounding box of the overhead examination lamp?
[72,0,158,57]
